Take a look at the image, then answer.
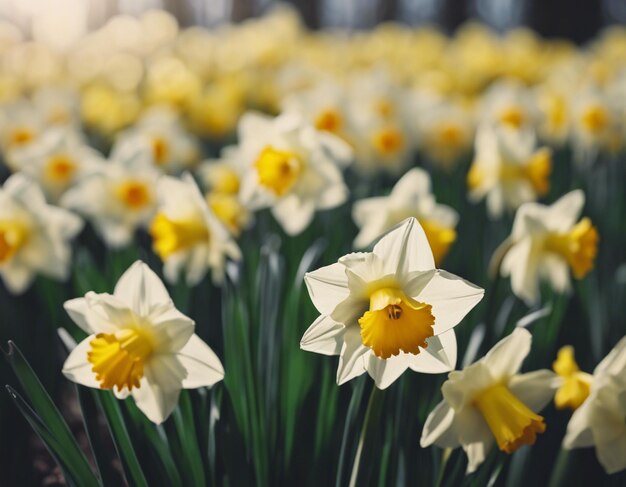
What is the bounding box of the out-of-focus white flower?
[421,328,558,473]
[301,217,483,389]
[113,106,200,174]
[281,80,352,141]
[480,80,537,132]
[0,173,83,294]
[570,90,620,163]
[496,190,598,305]
[9,128,103,202]
[238,112,351,236]
[348,70,414,174]
[197,150,252,237]
[61,148,158,248]
[533,84,571,146]
[149,173,240,285]
[414,95,474,169]
[353,168,458,265]
[62,261,224,424]
[0,99,44,167]
[468,125,551,218]
[563,336,626,474]
[32,87,81,128]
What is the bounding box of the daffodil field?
[1,5,626,486]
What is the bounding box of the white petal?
[131,376,181,425]
[545,189,585,233]
[482,327,531,382]
[508,369,558,411]
[596,434,626,474]
[390,168,430,201]
[420,400,460,448]
[501,238,540,306]
[464,438,493,474]
[177,335,225,388]
[373,217,435,277]
[417,270,484,335]
[148,304,195,353]
[563,400,595,449]
[304,263,349,315]
[63,298,92,333]
[300,315,345,356]
[83,292,135,333]
[272,195,315,236]
[61,336,100,388]
[594,335,626,376]
[0,262,34,295]
[455,407,494,473]
[408,329,457,374]
[366,354,409,389]
[113,260,171,316]
[336,326,369,385]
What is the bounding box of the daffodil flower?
[114,106,200,174]
[62,261,224,424]
[237,112,351,236]
[421,328,558,473]
[552,345,592,410]
[496,189,598,305]
[468,124,552,218]
[0,174,83,294]
[301,217,483,389]
[60,147,159,248]
[353,168,458,265]
[563,336,626,474]
[10,127,103,202]
[149,173,240,285]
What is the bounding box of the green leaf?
[3,341,98,486]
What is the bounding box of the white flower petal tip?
[60,260,224,424]
[300,315,344,356]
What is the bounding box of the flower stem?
[348,386,385,487]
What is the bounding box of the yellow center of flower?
[207,192,246,236]
[498,105,527,129]
[151,136,169,165]
[546,95,568,130]
[0,220,29,264]
[255,146,302,196]
[45,155,77,184]
[374,99,395,119]
[544,218,599,279]
[8,127,35,147]
[358,287,434,359]
[209,166,240,194]
[581,105,609,134]
[315,109,343,133]
[150,213,209,259]
[372,127,405,156]
[115,180,152,210]
[436,122,464,148]
[552,345,592,410]
[87,328,154,391]
[420,219,457,265]
[473,383,546,454]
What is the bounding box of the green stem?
[547,448,571,487]
[348,386,385,487]
[434,448,452,487]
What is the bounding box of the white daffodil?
[237,112,351,236]
[32,87,81,128]
[353,168,458,265]
[149,173,241,285]
[9,127,103,202]
[468,124,552,218]
[61,261,225,424]
[0,173,83,294]
[60,147,159,248]
[570,90,620,163]
[563,335,626,474]
[421,328,558,474]
[414,96,474,170]
[301,217,483,389]
[281,80,352,142]
[533,84,571,146]
[497,190,598,305]
[0,99,44,168]
[113,106,200,174]
[480,80,537,133]
[196,150,252,237]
